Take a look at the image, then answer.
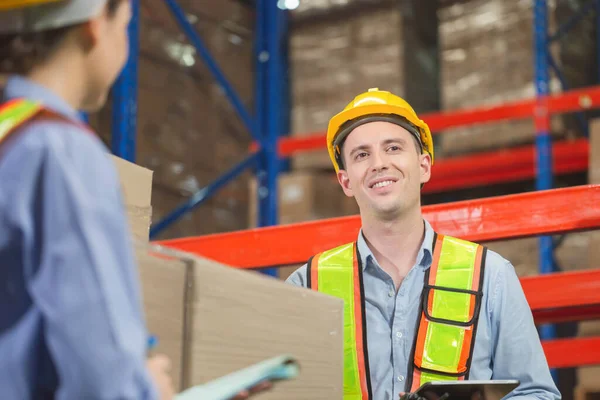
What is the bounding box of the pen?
[147,335,158,351]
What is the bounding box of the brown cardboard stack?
[481,232,593,278]
[248,171,359,281]
[289,3,404,169]
[93,0,255,240]
[556,0,600,137]
[135,243,345,399]
[111,155,153,242]
[137,246,189,391]
[438,0,565,156]
[114,155,345,398]
[575,119,600,391]
[248,171,359,227]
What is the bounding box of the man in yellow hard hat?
[286,88,561,400]
[0,1,268,399]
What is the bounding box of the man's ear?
[419,153,432,185]
[337,169,354,198]
[79,8,107,50]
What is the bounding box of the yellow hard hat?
[326,88,434,173]
[0,0,62,10]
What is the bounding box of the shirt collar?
[3,75,82,122]
[356,218,435,271]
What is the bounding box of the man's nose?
[371,150,389,172]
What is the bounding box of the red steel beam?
[254,139,589,195]
[156,185,600,268]
[424,139,588,194]
[272,84,600,156]
[524,269,600,325]
[543,337,600,368]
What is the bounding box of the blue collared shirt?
[286,219,561,400]
[0,76,157,399]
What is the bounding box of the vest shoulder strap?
[0,98,93,150]
[407,232,487,391]
[307,241,354,290]
[0,98,45,145]
[308,241,373,400]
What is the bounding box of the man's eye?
[355,152,368,160]
[388,145,401,152]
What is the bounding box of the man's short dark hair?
[0,0,123,75]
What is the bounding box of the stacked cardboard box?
[93,0,255,240]
[115,155,345,398]
[575,119,600,391]
[112,156,154,243]
[248,171,358,228]
[136,243,345,399]
[248,171,359,281]
[289,3,404,169]
[482,232,592,278]
[438,0,565,156]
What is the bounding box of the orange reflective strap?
[408,234,486,392]
[0,99,44,144]
[351,243,370,400]
[309,254,319,291]
[411,233,445,388]
[308,243,372,400]
[0,98,95,150]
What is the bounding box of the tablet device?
[415,380,520,400]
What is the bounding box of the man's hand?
[400,391,449,400]
[147,354,175,400]
[400,391,430,400]
[230,380,273,399]
[400,390,483,400]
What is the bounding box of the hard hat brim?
[327,103,434,173]
[0,0,107,34]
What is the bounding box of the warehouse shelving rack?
[109,0,600,378]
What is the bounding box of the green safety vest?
[307,232,486,399]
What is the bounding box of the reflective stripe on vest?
[407,233,485,391]
[0,99,91,149]
[308,232,485,397]
[0,99,43,144]
[308,242,372,400]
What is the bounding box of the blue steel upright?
[534,0,557,383]
[254,0,288,277]
[111,0,139,162]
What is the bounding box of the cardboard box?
[136,244,345,399]
[438,0,565,156]
[577,119,600,388]
[136,245,190,391]
[111,155,153,242]
[114,158,345,397]
[90,0,255,240]
[289,4,404,170]
[248,171,359,227]
[482,232,592,278]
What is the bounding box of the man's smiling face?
[336,121,431,220]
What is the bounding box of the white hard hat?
[0,0,108,34]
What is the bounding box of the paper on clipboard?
[175,354,300,400]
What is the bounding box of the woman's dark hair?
[0,0,123,75]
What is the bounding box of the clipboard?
[175,354,300,400]
[414,380,520,400]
